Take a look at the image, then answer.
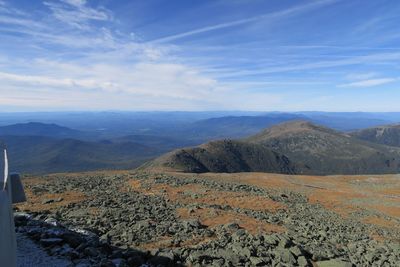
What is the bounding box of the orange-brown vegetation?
[128,177,286,238]
[158,171,400,233]
[16,175,88,212]
[139,236,175,250]
[370,233,386,243]
[366,205,400,218]
[45,169,131,178]
[307,189,366,217]
[16,190,87,212]
[176,207,285,235]
[362,216,399,229]
[88,207,101,216]
[128,179,285,212]
[140,234,216,250]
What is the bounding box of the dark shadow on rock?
[14,212,184,267]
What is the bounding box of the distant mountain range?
[2,111,400,175]
[186,112,392,140]
[183,113,305,140]
[152,120,400,175]
[0,122,82,138]
[1,111,399,139]
[350,124,400,147]
[0,123,197,174]
[1,135,158,174]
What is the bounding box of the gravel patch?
[17,233,72,267]
[15,171,400,266]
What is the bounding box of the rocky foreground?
[15,171,400,266]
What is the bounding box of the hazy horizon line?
[1,110,400,114]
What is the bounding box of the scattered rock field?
[15,170,400,266]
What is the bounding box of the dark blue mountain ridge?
[0,122,82,138]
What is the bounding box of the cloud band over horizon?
[0,0,400,112]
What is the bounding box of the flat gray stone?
[316,259,353,267]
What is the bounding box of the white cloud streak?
[43,0,110,29]
[1,0,398,112]
[338,78,397,88]
[151,0,339,43]
[211,52,400,78]
[344,72,378,81]
[0,15,44,29]
[0,1,228,110]
[0,60,219,100]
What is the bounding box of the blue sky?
[0,0,400,111]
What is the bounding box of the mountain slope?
[113,134,199,151]
[181,112,391,140]
[151,139,296,174]
[0,136,157,174]
[246,120,400,175]
[186,113,305,139]
[350,124,400,147]
[0,122,82,138]
[152,120,400,175]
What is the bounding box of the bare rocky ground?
[14,170,400,267]
[17,233,72,267]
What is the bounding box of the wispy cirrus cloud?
[344,72,379,81]
[0,0,226,110]
[0,0,41,28]
[151,0,339,43]
[43,0,111,29]
[0,15,44,29]
[338,78,397,88]
[0,60,219,100]
[1,0,400,112]
[207,52,400,78]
